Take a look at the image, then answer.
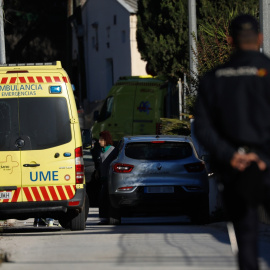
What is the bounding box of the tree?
[137,0,188,83]
[4,0,68,64]
[196,0,259,77]
[185,0,259,115]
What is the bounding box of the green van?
[91,76,169,143]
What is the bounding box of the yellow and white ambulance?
[0,61,89,231]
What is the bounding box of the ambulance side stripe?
[19,77,27,83]
[56,186,66,200]
[32,187,42,201]
[65,185,74,199]
[36,76,44,83]
[27,76,35,83]
[23,187,34,202]
[0,186,76,203]
[11,188,21,202]
[10,77,17,84]
[40,186,50,201]
[54,76,61,82]
[0,76,69,84]
[1,77,8,84]
[45,76,52,83]
[48,186,59,200]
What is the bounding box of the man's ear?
[227,36,233,46]
[258,33,263,47]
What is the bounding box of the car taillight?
[75,147,84,184]
[117,186,134,191]
[113,163,134,173]
[184,162,205,173]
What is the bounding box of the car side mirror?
[81,129,92,149]
[93,110,99,121]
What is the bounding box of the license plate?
[144,186,174,193]
[0,192,12,200]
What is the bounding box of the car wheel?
[109,205,121,225]
[190,195,209,225]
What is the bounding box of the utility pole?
[260,0,270,57]
[0,0,6,64]
[188,0,197,93]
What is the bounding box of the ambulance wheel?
[69,209,86,231]
[69,196,88,231]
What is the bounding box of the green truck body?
[91,76,176,142]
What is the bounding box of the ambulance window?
[98,96,113,122]
[19,97,71,150]
[0,99,19,151]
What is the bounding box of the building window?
[113,15,117,25]
[121,31,126,43]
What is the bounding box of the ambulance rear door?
[0,73,22,203]
[18,72,77,203]
[133,79,165,135]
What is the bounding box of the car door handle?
[23,164,40,167]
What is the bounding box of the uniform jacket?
[194,50,270,166]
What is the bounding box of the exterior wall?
[81,0,147,102]
[129,15,147,75]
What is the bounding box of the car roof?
[122,135,192,143]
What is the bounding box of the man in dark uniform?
[194,14,270,270]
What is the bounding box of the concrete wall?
[81,0,147,102]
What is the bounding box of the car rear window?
[0,97,71,151]
[125,142,193,160]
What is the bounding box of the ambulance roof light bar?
[0,62,58,67]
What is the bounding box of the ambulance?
[0,61,89,231]
[91,75,169,143]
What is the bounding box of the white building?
[79,0,147,102]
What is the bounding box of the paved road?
[1,208,270,270]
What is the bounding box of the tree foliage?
[196,0,259,77]
[137,0,259,115]
[137,0,188,82]
[137,0,258,80]
[4,0,68,63]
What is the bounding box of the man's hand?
[230,152,267,171]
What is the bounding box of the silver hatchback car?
[108,135,209,225]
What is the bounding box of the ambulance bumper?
[0,188,86,220]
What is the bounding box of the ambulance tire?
[59,194,88,231]
[69,197,88,231]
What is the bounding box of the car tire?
[190,195,209,225]
[109,205,121,225]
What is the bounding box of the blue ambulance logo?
[137,101,152,115]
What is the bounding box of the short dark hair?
[229,14,259,47]
[99,130,113,146]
